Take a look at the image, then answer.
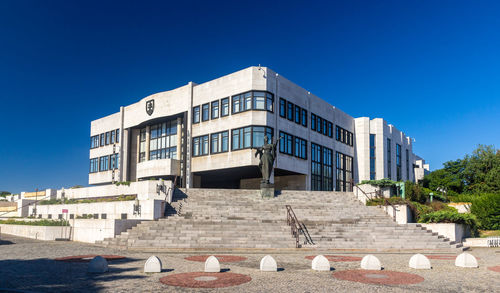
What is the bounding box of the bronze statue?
[254,136,280,184]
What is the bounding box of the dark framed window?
[335,125,353,147]
[323,147,333,191]
[317,116,322,133]
[336,152,353,192]
[370,134,376,180]
[89,158,99,173]
[110,130,115,144]
[116,129,120,143]
[202,103,209,121]
[253,91,265,110]
[193,106,200,124]
[105,132,110,145]
[110,153,119,170]
[287,102,294,121]
[387,138,392,179]
[221,98,229,116]
[293,137,307,160]
[406,149,410,180]
[192,135,209,157]
[294,105,301,124]
[232,126,273,151]
[232,94,242,114]
[139,128,146,162]
[301,109,307,127]
[100,133,105,146]
[266,92,273,112]
[311,143,322,191]
[279,98,286,117]
[244,92,252,110]
[327,122,333,138]
[90,135,99,149]
[396,143,402,181]
[279,131,293,155]
[211,100,219,119]
[150,121,178,160]
[322,119,327,135]
[211,131,229,154]
[311,114,316,131]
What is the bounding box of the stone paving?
[0,234,499,292]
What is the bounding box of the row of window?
[336,152,354,192]
[311,113,333,138]
[279,131,307,160]
[89,154,119,173]
[90,129,120,149]
[311,143,334,191]
[336,126,353,146]
[138,121,178,163]
[370,134,376,180]
[192,91,274,124]
[279,98,308,127]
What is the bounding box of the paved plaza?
[0,234,499,292]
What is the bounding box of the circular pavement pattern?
[160,272,252,288]
[333,270,425,285]
[305,255,362,262]
[184,255,247,262]
[54,255,126,262]
[488,266,500,273]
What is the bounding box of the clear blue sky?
[1,0,499,194]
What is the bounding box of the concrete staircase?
[97,188,463,251]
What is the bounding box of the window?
[317,116,322,134]
[232,126,273,150]
[192,135,209,156]
[279,98,286,117]
[221,98,229,116]
[396,144,402,181]
[253,91,265,110]
[287,101,294,121]
[406,149,410,180]
[100,133,104,146]
[311,143,322,191]
[387,138,392,179]
[322,119,327,135]
[244,92,252,110]
[294,105,301,124]
[323,147,333,191]
[311,114,316,131]
[99,156,109,171]
[150,121,178,160]
[89,158,99,173]
[211,131,229,154]
[105,132,110,145]
[336,152,353,192]
[301,109,307,127]
[110,130,115,144]
[139,128,146,162]
[335,126,353,146]
[266,92,273,112]
[202,103,209,121]
[370,134,376,180]
[279,131,293,155]
[232,94,242,114]
[311,143,333,191]
[211,100,219,119]
[116,129,119,143]
[294,137,307,160]
[110,153,119,170]
[193,106,200,123]
[327,122,333,138]
[90,135,99,149]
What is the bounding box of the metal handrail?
[352,183,374,202]
[285,205,314,248]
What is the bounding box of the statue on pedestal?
[254,136,280,184]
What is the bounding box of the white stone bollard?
[260,255,278,272]
[88,256,108,273]
[204,255,221,272]
[361,255,382,270]
[311,255,331,271]
[455,252,478,268]
[144,255,162,273]
[409,254,431,270]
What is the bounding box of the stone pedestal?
[260,182,275,198]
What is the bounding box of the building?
[88,66,426,191]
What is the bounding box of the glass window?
[221,98,229,116]
[387,138,392,179]
[193,106,200,123]
[396,144,402,181]
[279,98,286,117]
[232,126,273,150]
[89,158,99,173]
[211,100,219,119]
[327,122,333,138]
[193,137,200,157]
[253,92,265,110]
[244,92,252,110]
[336,151,353,192]
[110,130,115,144]
[317,117,322,133]
[301,109,307,127]
[232,128,241,150]
[243,127,251,148]
[232,95,241,113]
[105,132,110,145]
[294,105,301,124]
[311,114,316,131]
[322,119,327,135]
[193,135,208,156]
[266,93,273,112]
[202,103,209,121]
[116,129,119,143]
[287,102,294,121]
[211,131,229,154]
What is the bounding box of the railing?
[353,181,398,222]
[164,176,179,203]
[487,237,500,247]
[285,205,314,248]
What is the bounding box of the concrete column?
[186,82,194,188]
[176,117,182,159]
[145,125,151,161]
[136,129,141,163]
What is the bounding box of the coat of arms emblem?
[146,99,154,116]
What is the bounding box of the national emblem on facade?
[146,99,155,116]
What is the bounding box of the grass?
[0,219,69,226]
[479,230,500,238]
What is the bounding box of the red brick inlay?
[54,255,126,262]
[305,255,362,262]
[184,255,247,262]
[333,270,425,285]
[488,266,500,273]
[160,272,251,288]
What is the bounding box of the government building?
[89,66,427,191]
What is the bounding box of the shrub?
[359,179,397,188]
[418,210,479,236]
[0,219,69,226]
[115,181,131,186]
[470,193,500,230]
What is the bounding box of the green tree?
[0,191,11,197]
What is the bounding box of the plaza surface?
[0,234,499,292]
